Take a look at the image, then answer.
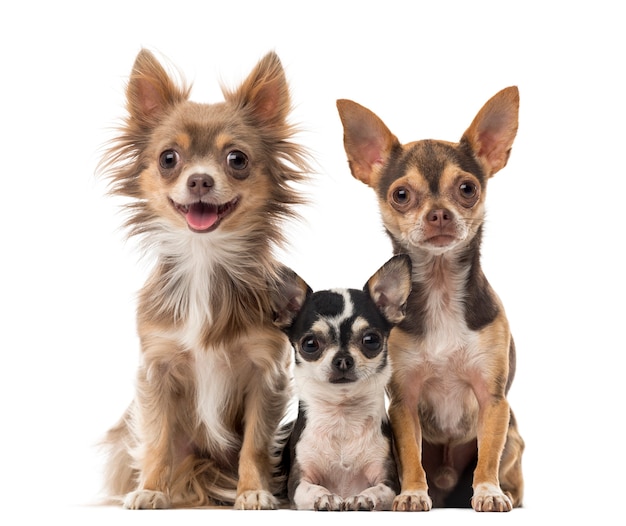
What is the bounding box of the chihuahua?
[98,49,310,509]
[281,255,412,511]
[337,87,525,511]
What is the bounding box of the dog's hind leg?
[102,407,139,503]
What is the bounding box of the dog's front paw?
[342,495,374,511]
[315,493,343,511]
[471,483,512,512]
[123,489,170,509]
[392,490,432,511]
[234,490,278,510]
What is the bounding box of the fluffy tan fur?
[98,49,309,509]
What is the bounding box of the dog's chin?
[425,235,458,249]
[408,233,466,255]
[329,375,357,384]
[169,197,239,233]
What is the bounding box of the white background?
[2,1,624,524]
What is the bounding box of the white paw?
[315,493,343,511]
[346,484,396,510]
[123,489,170,509]
[392,490,432,511]
[342,495,374,511]
[234,490,278,510]
[471,483,512,512]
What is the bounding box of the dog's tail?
[169,455,238,507]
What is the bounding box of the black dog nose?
[332,354,355,372]
[187,174,215,197]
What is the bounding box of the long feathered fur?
[98,49,310,509]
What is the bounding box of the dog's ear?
[337,99,399,187]
[223,51,290,128]
[126,49,190,128]
[365,255,412,325]
[271,266,311,329]
[461,86,519,178]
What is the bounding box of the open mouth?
[170,197,239,233]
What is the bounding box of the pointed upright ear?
[365,255,412,325]
[223,51,290,128]
[271,266,311,329]
[336,99,399,187]
[461,86,519,178]
[126,49,190,128]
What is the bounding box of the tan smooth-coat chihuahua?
[337,87,524,512]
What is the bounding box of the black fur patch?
[398,228,500,337]
[458,228,500,331]
[288,289,392,347]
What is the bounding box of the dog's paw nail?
[234,490,278,510]
[471,484,512,512]
[314,494,343,511]
[392,491,432,511]
[123,489,170,509]
[342,495,374,511]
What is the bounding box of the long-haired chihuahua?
[98,49,310,510]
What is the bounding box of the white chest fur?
[193,348,241,451]
[295,392,391,497]
[155,231,249,450]
[405,255,484,440]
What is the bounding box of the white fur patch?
[472,482,512,512]
[294,371,392,499]
[194,347,239,451]
[146,227,252,452]
[294,411,392,504]
[396,251,488,439]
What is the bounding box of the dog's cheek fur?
[220,168,275,234]
[294,349,335,387]
[138,164,184,228]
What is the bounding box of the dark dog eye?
[227,150,248,170]
[362,332,382,352]
[159,149,179,170]
[298,335,323,362]
[459,182,477,197]
[226,150,250,180]
[393,187,409,204]
[391,186,414,210]
[458,181,479,207]
[301,337,320,354]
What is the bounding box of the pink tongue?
[186,203,218,231]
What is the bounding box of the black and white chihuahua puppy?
[281,255,412,510]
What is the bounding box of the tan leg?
[123,336,192,509]
[235,397,278,510]
[499,412,525,507]
[471,396,513,512]
[234,343,288,510]
[123,376,175,509]
[389,393,432,511]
